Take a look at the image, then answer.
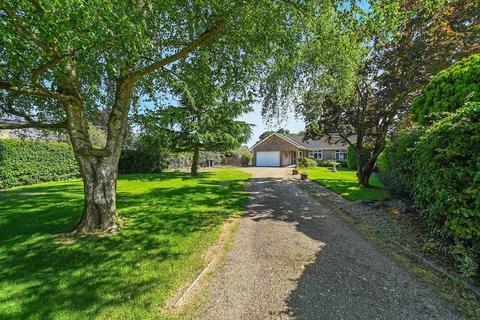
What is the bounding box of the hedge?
[412,53,480,125]
[411,104,480,243]
[0,139,80,189]
[377,130,421,195]
[119,149,221,173]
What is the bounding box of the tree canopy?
[0,0,351,231]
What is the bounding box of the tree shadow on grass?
[0,171,248,319]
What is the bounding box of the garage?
[256,151,280,167]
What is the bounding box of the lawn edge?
[163,171,251,319]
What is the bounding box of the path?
[193,168,462,319]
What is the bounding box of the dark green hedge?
[412,53,480,125]
[0,139,80,189]
[412,104,480,243]
[377,130,421,195]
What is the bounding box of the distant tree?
[143,86,252,175]
[258,128,290,141]
[412,54,480,124]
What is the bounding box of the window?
[335,149,347,161]
[309,150,322,160]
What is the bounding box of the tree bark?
[74,156,120,232]
[63,77,134,233]
[191,146,200,176]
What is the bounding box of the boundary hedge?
[0,139,79,189]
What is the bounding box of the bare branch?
[0,80,74,101]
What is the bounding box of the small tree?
[143,87,252,176]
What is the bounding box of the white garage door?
[256,151,280,167]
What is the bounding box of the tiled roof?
[286,134,354,149]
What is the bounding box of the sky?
[238,103,305,147]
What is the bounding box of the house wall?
[253,135,301,166]
[323,150,336,160]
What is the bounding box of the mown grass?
[301,167,390,201]
[0,169,250,320]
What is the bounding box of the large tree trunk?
[63,77,134,233]
[74,156,120,232]
[191,146,200,176]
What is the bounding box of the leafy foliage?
[297,157,317,168]
[0,139,79,188]
[377,130,421,195]
[346,144,371,170]
[412,54,480,124]
[412,104,480,243]
[118,135,171,174]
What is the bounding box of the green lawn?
[0,169,250,320]
[301,167,391,201]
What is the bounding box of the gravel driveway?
[193,168,462,320]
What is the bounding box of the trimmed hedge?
[0,139,79,189]
[412,104,480,242]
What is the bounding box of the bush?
[119,135,222,173]
[297,157,317,168]
[377,129,421,195]
[317,160,333,167]
[412,104,480,243]
[0,139,79,189]
[346,144,371,169]
[412,53,480,125]
[119,135,170,173]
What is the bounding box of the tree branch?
[0,80,74,101]
[2,5,51,52]
[130,23,223,80]
[29,0,45,14]
[32,53,71,87]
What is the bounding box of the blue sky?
[239,102,305,147]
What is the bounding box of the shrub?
[377,129,421,195]
[317,160,333,167]
[412,53,480,125]
[412,104,480,243]
[297,157,317,168]
[346,144,371,169]
[119,135,221,173]
[0,139,79,189]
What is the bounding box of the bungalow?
[251,132,353,167]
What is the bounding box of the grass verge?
[301,167,390,201]
[0,169,250,320]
